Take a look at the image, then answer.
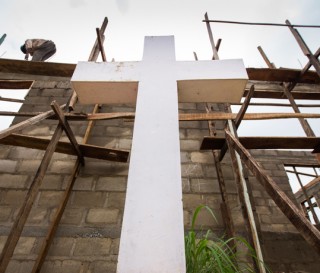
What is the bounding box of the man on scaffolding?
[20,39,56,61]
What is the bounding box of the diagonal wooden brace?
[51,100,85,165]
[0,103,66,140]
[225,129,320,255]
[286,20,320,76]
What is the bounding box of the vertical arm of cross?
[117,36,186,273]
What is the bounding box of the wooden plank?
[0,133,129,162]
[51,101,85,165]
[180,112,320,121]
[0,125,64,273]
[246,89,320,100]
[84,112,320,121]
[87,112,135,120]
[201,136,320,150]
[225,129,320,254]
[2,111,320,121]
[0,104,66,140]
[0,111,44,117]
[0,80,33,89]
[1,57,319,85]
[0,58,75,78]
[246,68,320,84]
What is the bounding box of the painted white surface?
[176,59,248,102]
[117,36,185,273]
[71,52,248,105]
[71,62,140,104]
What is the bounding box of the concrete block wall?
[0,80,319,272]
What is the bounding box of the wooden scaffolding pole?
[286,20,320,76]
[226,119,266,273]
[0,125,64,273]
[200,16,235,242]
[0,133,128,162]
[31,17,110,273]
[69,17,109,110]
[225,129,320,254]
[257,46,316,137]
[204,13,265,272]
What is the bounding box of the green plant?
[185,205,271,273]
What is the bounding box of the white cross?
[71,36,248,273]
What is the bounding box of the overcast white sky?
[0,0,319,134]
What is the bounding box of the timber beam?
[0,133,129,162]
[1,58,320,84]
[0,80,33,89]
[201,136,320,151]
[3,111,320,121]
